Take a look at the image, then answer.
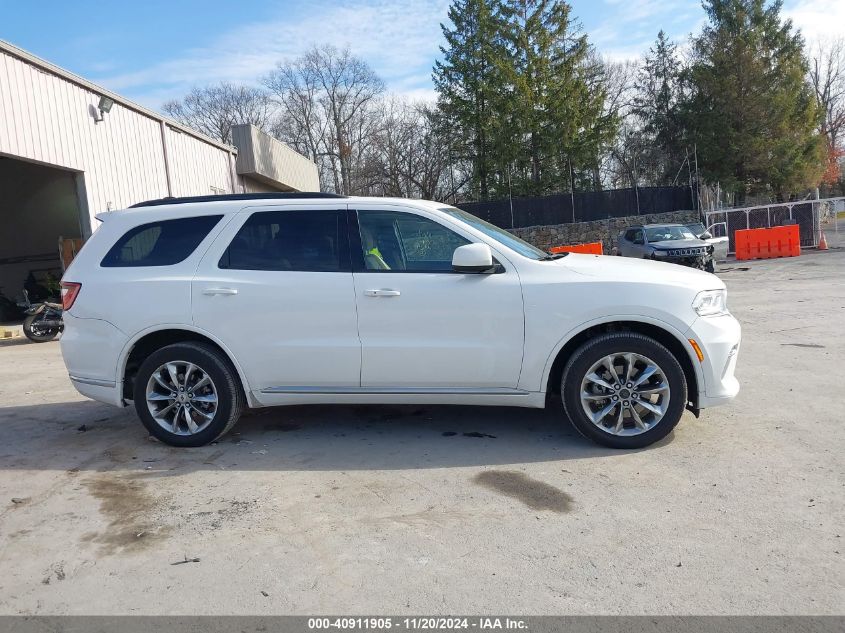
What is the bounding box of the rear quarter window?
[101,215,223,267]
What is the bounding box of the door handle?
[203,287,238,296]
[364,289,401,297]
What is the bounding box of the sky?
[3,0,843,111]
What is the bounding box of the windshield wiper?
[539,253,568,261]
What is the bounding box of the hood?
[649,238,709,250]
[557,253,723,291]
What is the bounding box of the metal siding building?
[0,40,319,303]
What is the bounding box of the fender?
[534,313,704,396]
[114,323,257,406]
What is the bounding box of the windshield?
[645,226,697,242]
[440,207,550,260]
[685,223,706,237]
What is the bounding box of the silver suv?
[617,224,715,272]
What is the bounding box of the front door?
[192,204,360,392]
[626,228,647,257]
[351,205,524,390]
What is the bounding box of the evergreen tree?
[433,0,505,200]
[632,31,687,185]
[685,0,825,201]
[497,0,615,195]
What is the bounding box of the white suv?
[60,193,740,449]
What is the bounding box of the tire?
[133,342,245,447]
[560,332,687,449]
[23,313,60,342]
[705,259,715,273]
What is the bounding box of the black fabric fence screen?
[456,186,695,228]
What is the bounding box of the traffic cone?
[818,231,829,250]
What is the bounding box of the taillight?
[60,282,81,311]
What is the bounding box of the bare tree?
[601,58,639,121]
[368,99,468,201]
[166,45,467,199]
[264,45,384,194]
[593,57,642,188]
[809,37,845,152]
[163,83,273,144]
[265,59,328,165]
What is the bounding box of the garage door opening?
[0,156,86,322]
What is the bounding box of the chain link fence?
[704,197,845,255]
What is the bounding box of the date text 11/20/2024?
[307,618,528,630]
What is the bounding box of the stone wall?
[508,209,701,253]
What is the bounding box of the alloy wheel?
[579,352,670,436]
[145,360,218,435]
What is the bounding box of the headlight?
[692,289,728,316]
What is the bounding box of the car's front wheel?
[133,342,244,447]
[561,332,687,449]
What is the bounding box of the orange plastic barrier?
[734,225,800,261]
[550,241,604,255]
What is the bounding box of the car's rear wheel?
[133,342,244,447]
[561,332,687,449]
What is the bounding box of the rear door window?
[218,209,349,272]
[101,215,223,267]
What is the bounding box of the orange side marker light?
[689,339,704,362]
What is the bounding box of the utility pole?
[693,143,700,212]
[569,158,576,223]
[449,145,457,205]
[633,155,641,216]
[507,165,515,228]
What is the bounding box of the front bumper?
[653,252,712,269]
[685,313,741,408]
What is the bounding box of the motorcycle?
[20,289,64,343]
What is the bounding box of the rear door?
[192,203,361,393]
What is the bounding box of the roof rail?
[130,192,347,208]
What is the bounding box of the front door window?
[357,210,469,272]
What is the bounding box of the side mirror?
[452,243,494,273]
[701,231,713,240]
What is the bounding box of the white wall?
[0,43,237,232]
[166,127,233,197]
[231,124,319,192]
[241,176,281,194]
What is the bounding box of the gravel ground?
[0,246,842,615]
